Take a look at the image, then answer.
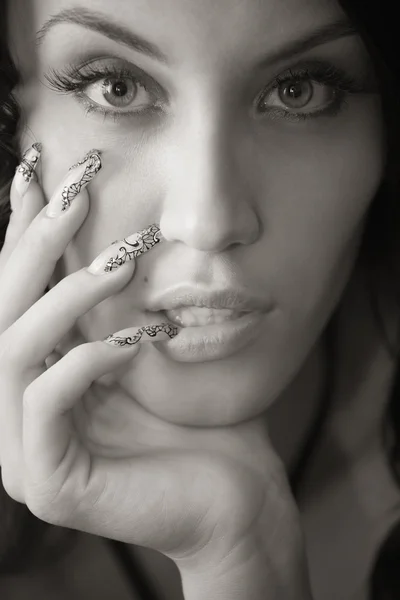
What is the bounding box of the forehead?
[11,0,346,66]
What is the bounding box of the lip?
[154,310,268,363]
[144,285,273,363]
[146,286,269,312]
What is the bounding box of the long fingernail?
[46,149,102,218]
[103,323,180,347]
[87,223,164,275]
[14,142,42,198]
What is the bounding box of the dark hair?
[1,0,400,596]
[335,2,400,597]
[0,1,79,574]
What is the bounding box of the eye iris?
[103,78,137,107]
[279,80,313,108]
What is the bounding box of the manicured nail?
[46,149,102,218]
[103,323,180,347]
[14,142,42,198]
[87,223,164,275]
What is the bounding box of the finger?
[22,323,177,479]
[1,223,164,369]
[21,328,201,554]
[45,351,63,369]
[0,257,135,497]
[0,373,35,502]
[10,142,42,210]
[0,150,101,333]
[0,180,46,273]
[0,143,44,270]
[0,222,162,501]
[0,149,101,499]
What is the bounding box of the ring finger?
[0,148,101,332]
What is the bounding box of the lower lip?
[154,310,267,363]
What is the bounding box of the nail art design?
[104,323,179,346]
[61,149,102,212]
[104,224,164,272]
[15,142,42,197]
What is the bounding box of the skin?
[8,0,384,429]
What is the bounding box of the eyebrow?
[36,7,168,63]
[256,18,357,68]
[36,8,356,68]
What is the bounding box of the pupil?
[287,83,302,98]
[113,81,128,97]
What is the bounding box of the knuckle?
[53,269,90,306]
[66,340,98,367]
[0,333,20,370]
[20,210,71,263]
[1,466,24,504]
[25,495,60,525]
[2,216,21,250]
[25,483,76,528]
[25,495,59,525]
[0,337,9,365]
[22,382,40,412]
[20,217,53,255]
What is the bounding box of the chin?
[112,338,300,427]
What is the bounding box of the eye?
[84,76,151,111]
[257,76,336,115]
[45,60,167,120]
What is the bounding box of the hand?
[0,146,312,599]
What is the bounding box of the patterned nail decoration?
[104,224,164,272]
[61,149,102,212]
[104,323,179,346]
[15,142,42,197]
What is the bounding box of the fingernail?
[14,142,42,198]
[87,223,164,275]
[103,323,180,347]
[46,149,102,218]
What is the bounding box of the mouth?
[145,287,272,362]
[161,306,249,327]
[147,286,267,313]
[153,310,266,363]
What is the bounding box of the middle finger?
[1,224,164,370]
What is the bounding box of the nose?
[159,112,261,253]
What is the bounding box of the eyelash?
[256,62,367,122]
[45,62,165,121]
[45,59,368,123]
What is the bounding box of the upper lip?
[146,286,270,312]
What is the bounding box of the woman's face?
[9,0,384,426]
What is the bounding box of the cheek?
[69,140,165,270]
[18,90,164,268]
[255,96,385,320]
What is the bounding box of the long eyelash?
[272,63,364,95]
[257,61,372,122]
[45,63,147,94]
[44,62,164,121]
